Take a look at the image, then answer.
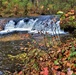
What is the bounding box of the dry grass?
[0,33,32,42]
[0,34,21,42]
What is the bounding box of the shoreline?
[0,32,71,42]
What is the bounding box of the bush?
[60,9,76,33]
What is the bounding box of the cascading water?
[0,15,66,35]
[5,20,15,30]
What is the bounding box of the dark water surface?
[0,36,27,73]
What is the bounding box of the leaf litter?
[0,33,76,75]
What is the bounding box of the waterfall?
[5,20,15,30]
[0,15,66,35]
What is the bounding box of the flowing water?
[0,15,67,35]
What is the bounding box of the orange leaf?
[18,71,23,75]
[65,14,69,17]
[66,62,71,67]
[53,65,60,70]
[40,67,49,75]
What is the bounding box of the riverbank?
[0,32,71,42]
[0,33,76,75]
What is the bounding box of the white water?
[0,16,66,35]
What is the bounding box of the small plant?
[68,44,76,60]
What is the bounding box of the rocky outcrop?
[0,19,8,31]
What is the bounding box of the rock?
[0,71,3,75]
[0,19,8,31]
[72,29,76,37]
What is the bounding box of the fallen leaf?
[40,67,49,75]
[66,62,71,67]
[53,65,60,70]
[18,71,23,75]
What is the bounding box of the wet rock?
[0,71,3,75]
[0,19,8,31]
[0,57,3,61]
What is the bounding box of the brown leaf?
[53,65,60,70]
[66,62,71,67]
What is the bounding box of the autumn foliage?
[1,33,75,75]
